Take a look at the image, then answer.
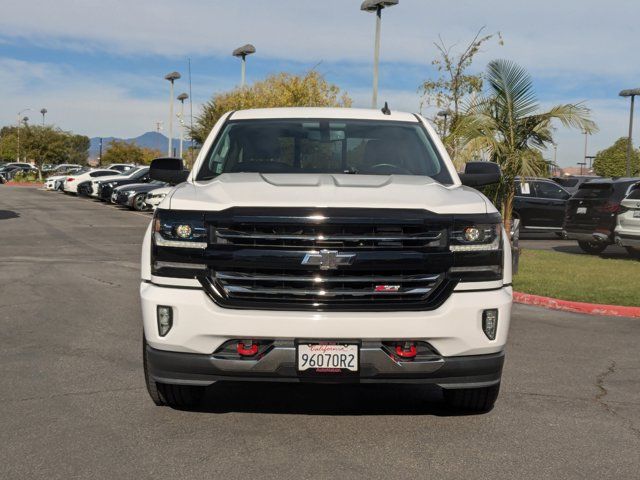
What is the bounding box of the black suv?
[563,177,640,254]
[97,167,150,201]
[513,178,572,233]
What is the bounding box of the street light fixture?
[437,109,452,137]
[582,130,589,174]
[177,93,189,159]
[232,44,256,88]
[360,0,399,109]
[164,71,181,156]
[619,88,640,177]
[40,108,48,126]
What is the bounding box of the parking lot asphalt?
[1,186,639,480]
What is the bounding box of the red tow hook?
[395,343,417,359]
[237,341,259,357]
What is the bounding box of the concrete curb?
[514,291,640,318]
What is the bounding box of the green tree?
[460,60,597,233]
[191,70,352,144]
[66,134,91,165]
[0,128,18,161]
[101,140,144,165]
[140,147,164,165]
[592,137,640,177]
[419,27,502,161]
[0,126,90,178]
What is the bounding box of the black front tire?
[443,383,500,413]
[143,336,205,409]
[577,240,607,254]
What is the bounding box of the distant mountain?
[89,131,193,158]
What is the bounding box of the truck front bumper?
[145,342,504,388]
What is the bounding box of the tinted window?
[535,181,569,199]
[627,188,640,200]
[554,178,579,188]
[574,183,612,199]
[614,181,640,201]
[198,119,452,184]
[90,171,115,178]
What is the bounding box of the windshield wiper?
[343,167,359,174]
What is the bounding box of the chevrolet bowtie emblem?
[301,249,356,270]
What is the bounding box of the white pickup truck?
[140,107,512,412]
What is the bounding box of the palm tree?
[459,59,597,234]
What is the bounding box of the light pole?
[16,108,31,162]
[177,93,189,159]
[232,44,256,88]
[583,130,589,174]
[361,0,398,109]
[437,109,451,137]
[40,108,47,126]
[164,71,181,157]
[619,88,640,177]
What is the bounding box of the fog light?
[175,224,192,239]
[482,309,498,340]
[157,306,173,336]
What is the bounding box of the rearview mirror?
[459,161,501,187]
[149,157,189,185]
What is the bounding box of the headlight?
[449,224,501,251]
[153,209,207,249]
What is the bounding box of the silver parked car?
[615,185,640,257]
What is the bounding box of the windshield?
[197,119,452,184]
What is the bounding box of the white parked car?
[144,186,173,210]
[614,185,640,257]
[140,107,512,412]
[63,168,120,194]
[44,168,84,190]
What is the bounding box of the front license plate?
[633,211,640,218]
[576,207,587,214]
[297,343,358,373]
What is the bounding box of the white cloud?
[1,0,638,80]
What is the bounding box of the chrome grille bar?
[215,228,442,242]
[215,271,440,283]
[223,285,431,297]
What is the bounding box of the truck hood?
[166,173,491,214]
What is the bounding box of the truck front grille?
[201,268,452,311]
[212,224,446,249]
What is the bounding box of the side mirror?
[459,161,501,187]
[149,157,189,185]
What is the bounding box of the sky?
[0,0,638,167]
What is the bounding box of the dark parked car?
[96,167,150,201]
[513,178,572,234]
[552,176,599,194]
[0,163,39,180]
[111,181,167,210]
[563,177,640,254]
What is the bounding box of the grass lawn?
[513,249,640,307]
